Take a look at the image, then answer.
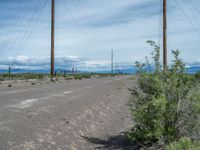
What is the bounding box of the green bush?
[195,72,200,80]
[0,73,46,80]
[127,41,200,147]
[0,77,4,81]
[74,74,91,80]
[166,137,200,150]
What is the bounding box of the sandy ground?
[0,75,138,150]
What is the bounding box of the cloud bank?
[0,0,200,70]
[0,55,134,72]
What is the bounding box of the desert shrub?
[0,73,46,80]
[195,71,200,80]
[0,76,4,81]
[74,74,91,80]
[166,137,200,150]
[22,73,45,80]
[127,41,200,147]
[93,73,120,77]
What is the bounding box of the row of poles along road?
[49,0,168,77]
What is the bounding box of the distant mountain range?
[186,67,200,74]
[0,66,199,74]
[1,56,200,74]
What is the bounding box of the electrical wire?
[16,0,48,58]
[0,0,47,69]
[174,0,200,37]
[70,0,107,52]
[11,0,48,68]
[187,0,200,15]
[0,0,26,58]
[157,0,162,46]
[0,0,33,59]
[59,0,94,45]
[185,0,200,28]
[60,0,107,55]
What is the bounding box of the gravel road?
[0,75,137,150]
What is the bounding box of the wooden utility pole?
[111,50,113,74]
[51,0,55,77]
[8,66,11,77]
[163,0,167,69]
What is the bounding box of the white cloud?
[83,60,110,68]
[67,55,79,59]
[2,55,31,63]
[0,0,200,66]
[0,55,136,72]
[15,55,31,63]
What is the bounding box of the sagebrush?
[127,41,200,148]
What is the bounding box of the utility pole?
[51,0,55,77]
[111,49,113,74]
[115,62,119,74]
[72,68,75,75]
[163,0,167,69]
[60,65,62,76]
[8,66,11,77]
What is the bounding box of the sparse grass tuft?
[0,73,46,81]
[166,137,200,150]
[195,71,200,81]
[0,77,4,81]
[74,74,92,80]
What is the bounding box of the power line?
[60,0,107,57]
[0,0,48,69]
[59,0,96,47]
[0,0,34,59]
[70,0,107,52]
[16,0,48,58]
[174,0,200,37]
[3,1,34,58]
[185,0,200,28]
[11,0,48,69]
[0,0,26,58]
[187,0,200,15]
[4,0,45,66]
[158,0,162,46]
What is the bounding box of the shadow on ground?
[83,135,139,150]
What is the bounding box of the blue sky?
[0,0,200,71]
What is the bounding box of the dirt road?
[0,75,137,150]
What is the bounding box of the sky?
[0,0,200,71]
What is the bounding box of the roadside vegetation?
[0,72,123,82]
[127,41,200,149]
[65,73,122,80]
[0,73,45,81]
[55,72,122,80]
